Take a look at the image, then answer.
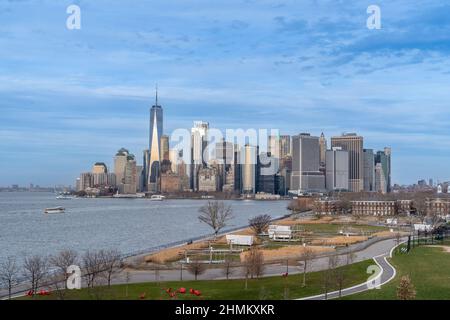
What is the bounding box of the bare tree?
[243,247,265,279]
[99,249,123,287]
[186,258,206,281]
[125,271,131,298]
[222,256,234,280]
[23,255,49,296]
[82,250,103,288]
[299,247,315,287]
[397,275,416,300]
[49,249,78,289]
[346,252,356,265]
[248,214,272,235]
[395,232,402,251]
[323,255,338,300]
[198,201,234,239]
[0,256,20,300]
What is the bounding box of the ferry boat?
[56,194,74,200]
[150,195,165,201]
[44,207,65,214]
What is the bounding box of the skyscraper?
[268,135,280,160]
[241,144,257,194]
[325,147,349,191]
[160,135,170,161]
[279,135,291,159]
[363,149,375,192]
[331,133,364,192]
[148,89,163,193]
[290,133,325,193]
[375,148,391,193]
[114,148,137,194]
[319,132,327,167]
[191,121,209,190]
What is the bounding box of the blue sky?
[1,0,450,186]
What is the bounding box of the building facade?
[325,147,349,191]
[331,133,364,192]
[290,133,325,193]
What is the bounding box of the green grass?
[292,223,388,234]
[21,260,374,300]
[342,242,450,300]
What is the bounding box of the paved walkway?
[298,239,403,300]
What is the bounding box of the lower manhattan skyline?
[2,0,450,186]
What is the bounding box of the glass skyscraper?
[148,90,163,192]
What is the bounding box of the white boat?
[44,207,65,214]
[150,195,165,201]
[56,195,74,200]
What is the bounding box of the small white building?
[226,234,254,246]
[414,224,433,232]
[268,225,293,240]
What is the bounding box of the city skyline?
[2,1,450,186]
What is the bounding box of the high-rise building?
[114,148,129,190]
[375,148,391,193]
[325,147,349,191]
[375,162,387,194]
[319,132,327,167]
[241,144,257,194]
[169,149,181,174]
[363,149,375,192]
[190,121,209,191]
[331,133,364,192]
[279,135,291,159]
[79,173,93,191]
[148,89,163,193]
[160,135,170,161]
[290,133,325,193]
[268,135,280,160]
[115,148,137,194]
[198,167,219,192]
[92,162,108,174]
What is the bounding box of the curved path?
[298,239,404,300]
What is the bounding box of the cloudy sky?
[1,0,450,186]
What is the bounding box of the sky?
[1,0,450,187]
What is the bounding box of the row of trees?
[0,249,122,300]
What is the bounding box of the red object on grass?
[178,287,186,294]
[27,290,34,296]
[139,292,146,300]
[189,288,195,294]
[194,290,202,296]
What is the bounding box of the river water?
[0,192,290,264]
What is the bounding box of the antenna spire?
[155,84,158,106]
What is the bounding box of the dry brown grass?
[310,236,368,246]
[144,241,209,263]
[239,245,334,262]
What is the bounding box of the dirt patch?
[145,241,209,264]
[240,245,334,262]
[310,236,368,246]
[428,245,450,253]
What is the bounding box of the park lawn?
[293,223,387,234]
[341,244,450,300]
[21,260,374,300]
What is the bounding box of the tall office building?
[241,144,257,194]
[169,149,181,174]
[114,148,129,191]
[319,132,327,167]
[268,135,280,160]
[375,162,387,194]
[290,133,325,193]
[331,133,364,192]
[160,135,170,161]
[92,162,108,174]
[363,149,375,192]
[279,135,291,158]
[115,148,137,194]
[148,89,163,193]
[325,147,349,191]
[375,148,391,193]
[191,121,209,190]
